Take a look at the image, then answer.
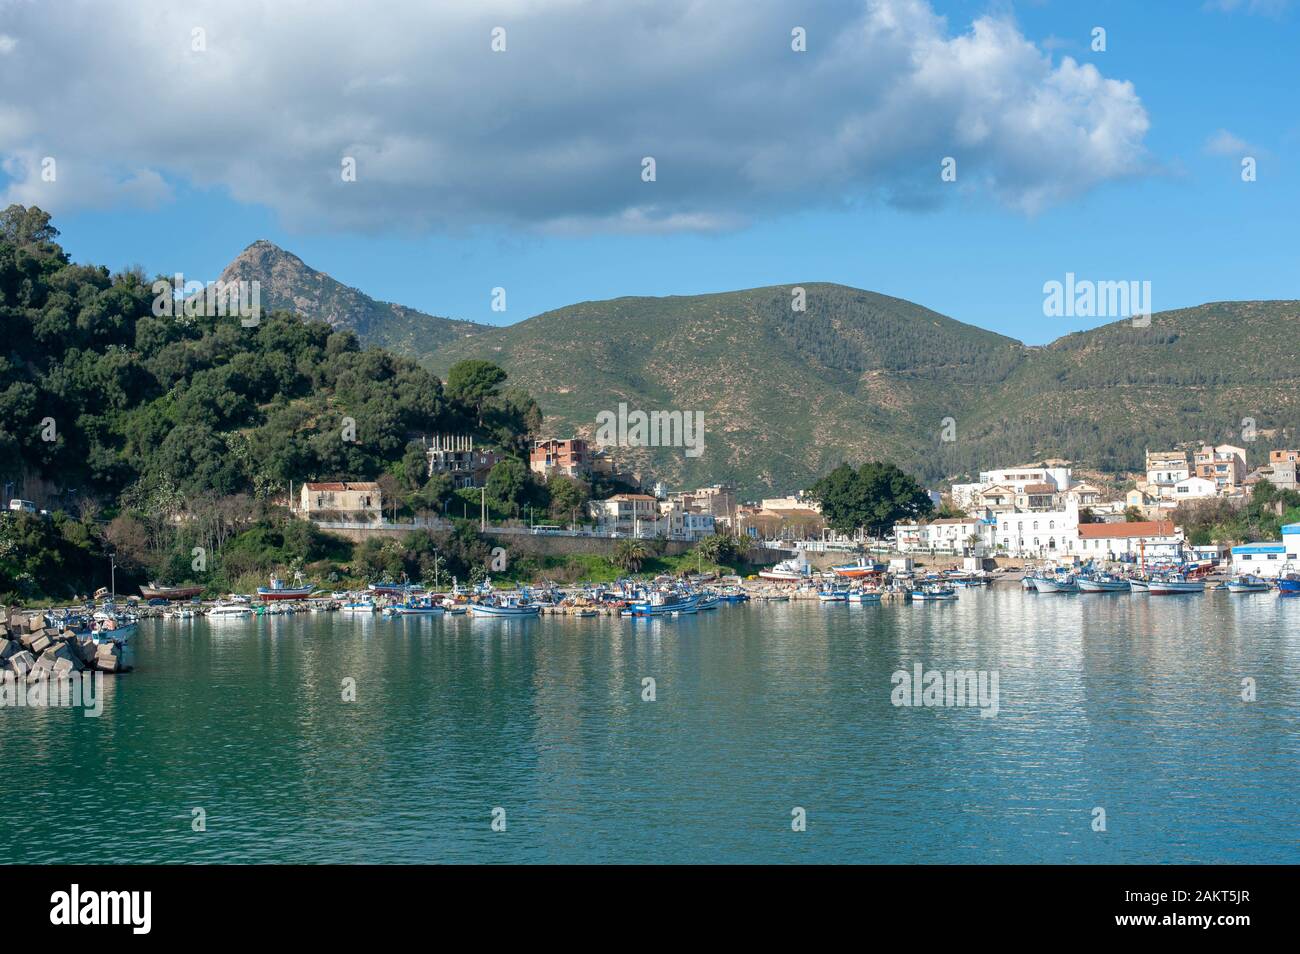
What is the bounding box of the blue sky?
[3,0,1296,344]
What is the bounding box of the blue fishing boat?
[621,588,700,618]
[1277,572,1300,596]
[469,593,540,618]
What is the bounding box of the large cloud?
[0,0,1150,233]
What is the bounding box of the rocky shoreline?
[0,607,130,683]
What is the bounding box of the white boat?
[1127,578,1150,593]
[1032,574,1078,594]
[1077,575,1130,593]
[339,598,376,612]
[817,589,849,603]
[469,595,540,618]
[758,558,811,582]
[1021,576,1037,591]
[849,590,882,603]
[1148,575,1205,595]
[207,602,252,618]
[385,598,444,616]
[911,584,956,601]
[1225,575,1270,594]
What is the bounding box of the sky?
[1,0,1296,344]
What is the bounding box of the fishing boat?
[829,557,885,579]
[257,576,316,601]
[1021,575,1037,591]
[469,594,541,618]
[1277,572,1300,596]
[139,582,205,600]
[1077,574,1130,593]
[1225,574,1271,594]
[911,584,956,601]
[718,587,749,603]
[1126,577,1150,593]
[621,588,700,618]
[367,581,409,597]
[1032,573,1078,594]
[1147,574,1205,595]
[385,597,444,616]
[695,593,721,611]
[90,606,138,642]
[848,589,882,603]
[817,587,849,603]
[207,602,252,618]
[339,596,377,613]
[758,558,811,582]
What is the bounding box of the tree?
[612,538,649,572]
[446,360,507,427]
[485,458,528,515]
[547,475,590,521]
[1,204,60,249]
[807,461,933,535]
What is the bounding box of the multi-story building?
[298,481,382,519]
[1269,449,1300,465]
[1193,444,1247,492]
[529,438,590,479]
[993,501,1081,558]
[951,465,1072,510]
[1244,461,1299,492]
[425,435,501,488]
[668,484,737,523]
[588,493,660,535]
[893,517,994,554]
[1144,450,1190,498]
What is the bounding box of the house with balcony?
[588,493,660,535]
[425,435,501,488]
[1193,444,1247,493]
[529,438,591,479]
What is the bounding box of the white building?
[993,501,1081,558]
[1076,521,1184,560]
[1230,524,1300,578]
[952,465,1072,510]
[1145,450,1191,499]
[894,517,995,554]
[1171,475,1218,501]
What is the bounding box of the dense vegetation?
[806,461,934,535]
[0,206,580,601]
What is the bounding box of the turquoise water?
[2,590,1297,864]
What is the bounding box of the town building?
[1269,449,1300,465]
[894,517,994,554]
[1076,520,1184,560]
[1171,475,1218,501]
[1230,524,1300,578]
[588,493,660,535]
[529,438,591,479]
[297,481,382,519]
[425,435,501,488]
[993,502,1081,558]
[1244,461,1298,492]
[951,465,1072,510]
[1193,444,1247,492]
[1144,450,1191,499]
[667,484,737,523]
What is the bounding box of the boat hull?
[1148,581,1205,595]
[257,587,315,601]
[139,584,204,600]
[469,604,540,618]
[1226,582,1270,593]
[1033,578,1078,594]
[1078,579,1130,592]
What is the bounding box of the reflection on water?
[2,591,1297,863]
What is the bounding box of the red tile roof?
[1078,521,1175,539]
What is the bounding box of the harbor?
[2,587,1296,865]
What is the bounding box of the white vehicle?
[7,499,36,514]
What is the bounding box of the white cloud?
[0,0,1151,233]
[1204,129,1254,156]
[0,34,17,55]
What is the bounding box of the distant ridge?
[215,243,1300,494]
[217,240,489,353]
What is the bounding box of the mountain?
[215,244,1300,495]
[216,240,489,354]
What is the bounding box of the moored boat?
[257,576,316,601]
[1033,574,1078,594]
[207,602,252,618]
[1147,574,1205,595]
[1225,574,1270,594]
[758,558,811,582]
[911,584,956,601]
[1277,573,1300,596]
[469,594,541,618]
[1077,574,1130,593]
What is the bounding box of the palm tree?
[613,539,649,573]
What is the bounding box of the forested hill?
[0,206,540,507]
